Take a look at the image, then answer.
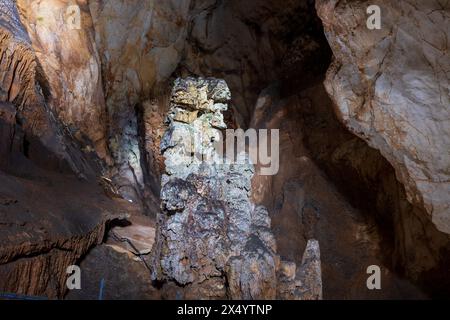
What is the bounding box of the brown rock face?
[316,0,450,234]
[16,0,109,162]
[88,0,191,205]
[0,169,107,298]
[0,150,132,298]
[87,0,327,205]
[295,83,450,293]
[250,82,429,299]
[1,0,89,175]
[151,78,323,300]
[1,0,449,300]
[0,0,123,299]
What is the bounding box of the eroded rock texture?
[0,0,122,298]
[316,0,450,234]
[0,168,112,298]
[88,0,192,206]
[251,82,431,299]
[1,0,64,170]
[151,78,322,299]
[2,0,449,299]
[17,0,109,162]
[86,0,327,207]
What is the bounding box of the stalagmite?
[150,77,323,300]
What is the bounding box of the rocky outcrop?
[88,0,191,205]
[277,240,322,300]
[250,82,429,299]
[0,0,124,299]
[293,82,450,292]
[0,99,124,299]
[0,0,58,165]
[87,0,327,206]
[151,77,277,299]
[316,0,450,234]
[0,0,101,178]
[151,77,322,299]
[16,0,109,162]
[0,164,128,298]
[2,0,448,299]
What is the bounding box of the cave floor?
[66,211,160,300]
[59,87,428,299]
[64,178,427,300]
[65,244,160,300]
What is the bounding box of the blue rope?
[98,278,105,300]
[0,292,48,300]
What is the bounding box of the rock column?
[151,77,322,300]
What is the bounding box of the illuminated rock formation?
[151,77,322,299]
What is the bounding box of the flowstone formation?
[151,77,322,299]
[0,0,124,298]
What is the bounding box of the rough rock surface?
[0,99,123,299]
[88,0,191,205]
[86,0,327,205]
[316,0,450,234]
[88,0,324,124]
[66,244,160,300]
[0,0,64,170]
[0,167,118,299]
[2,0,449,299]
[251,82,428,299]
[0,0,124,299]
[16,0,109,162]
[277,240,322,300]
[295,83,450,293]
[151,78,322,299]
[0,0,102,178]
[66,207,159,300]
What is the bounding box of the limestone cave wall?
[0,0,449,299]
